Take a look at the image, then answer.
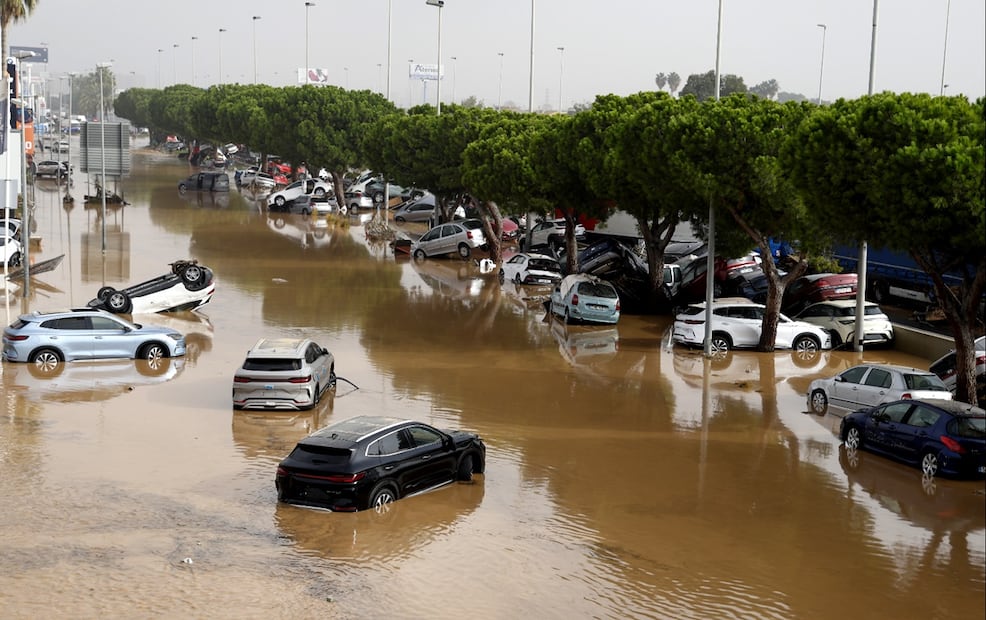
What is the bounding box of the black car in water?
[276,415,486,512]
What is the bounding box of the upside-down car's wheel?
[97,286,115,300]
[181,264,205,287]
[106,290,132,314]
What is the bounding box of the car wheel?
[844,425,862,450]
[373,192,384,204]
[792,334,820,355]
[312,383,321,407]
[457,243,471,259]
[514,273,522,285]
[178,183,187,192]
[139,343,167,365]
[314,188,326,197]
[367,482,398,512]
[413,249,427,260]
[181,264,205,287]
[275,195,286,207]
[301,207,311,215]
[710,332,731,355]
[457,454,474,482]
[137,355,170,377]
[97,286,115,300]
[28,348,63,377]
[395,216,406,223]
[921,451,940,478]
[498,270,505,285]
[106,290,132,314]
[810,389,829,415]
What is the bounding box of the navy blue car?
[840,399,986,478]
[276,416,486,512]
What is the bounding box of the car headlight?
[166,332,183,342]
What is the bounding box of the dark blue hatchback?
[840,399,986,478]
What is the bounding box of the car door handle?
[421,455,432,460]
[383,465,395,471]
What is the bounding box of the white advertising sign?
[409,63,444,81]
[298,68,331,85]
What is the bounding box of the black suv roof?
[304,416,409,448]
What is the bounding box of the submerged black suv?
[276,415,486,512]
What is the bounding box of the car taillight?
[276,467,288,476]
[683,319,704,325]
[940,436,965,454]
[615,300,621,311]
[571,294,579,305]
[466,231,474,240]
[5,333,28,341]
[289,375,312,384]
[977,354,986,366]
[901,393,912,399]
[233,376,252,383]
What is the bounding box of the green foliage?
[679,71,747,102]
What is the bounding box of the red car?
[782,272,857,316]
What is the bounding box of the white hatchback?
[794,300,894,348]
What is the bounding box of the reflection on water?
[0,143,982,619]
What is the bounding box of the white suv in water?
[232,338,335,411]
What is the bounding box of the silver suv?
[412,219,487,259]
[1,308,186,372]
[232,338,335,410]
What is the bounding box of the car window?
[420,228,440,242]
[802,305,832,318]
[441,224,458,238]
[903,373,948,391]
[43,316,91,330]
[878,402,912,423]
[948,416,986,438]
[905,405,941,428]
[367,431,406,456]
[578,282,618,299]
[840,366,868,384]
[406,425,443,448]
[242,358,303,371]
[91,317,127,330]
[864,368,892,388]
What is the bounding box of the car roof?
[21,308,116,320]
[687,297,760,310]
[805,299,877,309]
[246,338,311,357]
[304,415,411,448]
[850,363,937,376]
[888,399,985,417]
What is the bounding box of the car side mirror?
[834,376,844,383]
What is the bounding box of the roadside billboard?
[297,68,330,85]
[409,63,444,81]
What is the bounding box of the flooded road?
[1,142,983,619]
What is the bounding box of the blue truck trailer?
[830,244,965,306]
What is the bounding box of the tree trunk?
[562,211,578,274]
[757,239,808,352]
[478,199,503,264]
[329,171,346,213]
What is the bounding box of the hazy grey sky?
[10,0,985,110]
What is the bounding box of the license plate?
[978,465,986,474]
[835,287,852,294]
[264,384,274,390]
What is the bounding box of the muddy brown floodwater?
[1,141,984,619]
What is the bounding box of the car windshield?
[243,358,302,371]
[578,282,618,298]
[948,416,986,438]
[902,373,949,391]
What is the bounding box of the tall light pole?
[450,56,457,103]
[173,44,179,85]
[815,24,826,105]
[497,52,504,110]
[344,67,349,89]
[305,2,315,83]
[854,0,879,353]
[528,0,535,112]
[556,46,564,112]
[376,63,382,93]
[97,62,112,254]
[252,16,262,84]
[156,48,163,88]
[939,0,951,95]
[407,59,414,107]
[191,36,198,86]
[386,0,393,101]
[425,0,444,115]
[218,28,226,84]
[7,51,35,301]
[703,0,724,358]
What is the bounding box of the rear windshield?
[948,416,986,439]
[902,373,949,391]
[578,282,618,299]
[243,358,302,371]
[835,305,885,317]
[680,305,706,317]
[462,219,483,231]
[291,445,353,465]
[528,259,560,273]
[7,318,29,329]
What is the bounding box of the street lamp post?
[7,51,35,300]
[305,2,315,83]
[528,0,535,113]
[156,48,163,88]
[940,0,951,96]
[191,36,198,87]
[376,63,382,94]
[408,59,414,107]
[344,67,349,89]
[425,0,444,115]
[97,62,112,254]
[816,24,827,105]
[703,0,724,357]
[252,16,262,84]
[386,0,393,101]
[557,46,564,112]
[218,28,226,84]
[497,52,504,110]
[450,56,457,104]
[173,44,179,85]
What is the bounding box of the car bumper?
[276,475,366,511]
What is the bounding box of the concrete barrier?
[892,323,954,363]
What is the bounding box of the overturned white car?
[87,260,215,314]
